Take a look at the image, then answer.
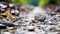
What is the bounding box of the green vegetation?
[0,0,60,6]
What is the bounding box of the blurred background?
[0,0,60,6]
